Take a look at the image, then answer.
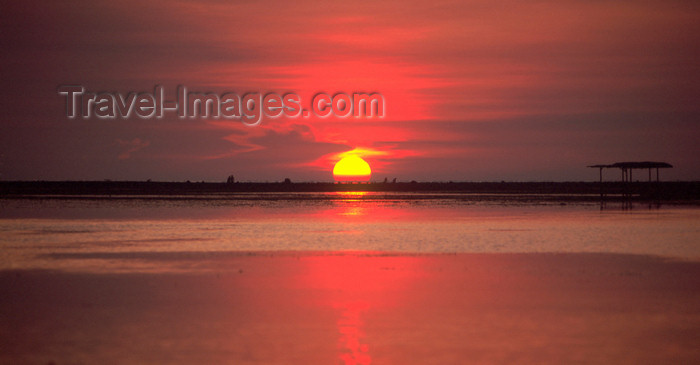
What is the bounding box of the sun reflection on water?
[337,301,371,365]
[332,191,369,201]
[330,191,370,218]
[300,255,422,365]
[320,191,418,220]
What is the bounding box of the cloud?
[116,138,150,160]
[1,0,699,181]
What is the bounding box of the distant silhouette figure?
[226,175,235,184]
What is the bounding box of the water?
[2,193,699,364]
[1,192,698,272]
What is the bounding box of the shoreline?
[2,180,700,201]
[0,181,700,205]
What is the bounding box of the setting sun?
[333,156,371,182]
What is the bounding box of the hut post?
[599,167,603,198]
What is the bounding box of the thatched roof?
[588,161,672,169]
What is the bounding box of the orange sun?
[333,156,371,182]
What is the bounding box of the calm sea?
[2,192,700,364]
[1,192,698,272]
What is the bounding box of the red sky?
[1,0,699,182]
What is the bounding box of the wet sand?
[1,253,699,364]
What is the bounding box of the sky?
[1,0,699,182]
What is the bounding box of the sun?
[333,156,371,182]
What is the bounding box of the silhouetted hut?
[588,161,672,183]
[588,161,672,198]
